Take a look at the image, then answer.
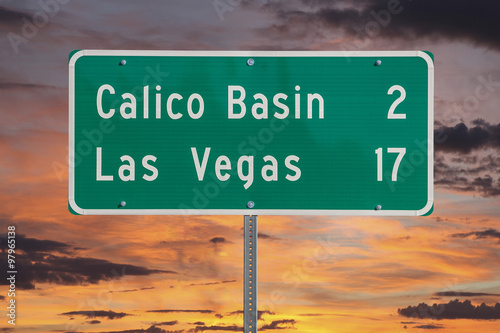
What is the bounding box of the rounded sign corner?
[416,199,434,216]
[69,199,85,215]
[417,51,434,69]
[69,50,85,67]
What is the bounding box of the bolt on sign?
[69,50,434,216]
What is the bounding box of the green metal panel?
[69,50,433,216]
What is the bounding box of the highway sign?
[69,50,433,215]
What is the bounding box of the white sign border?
[69,50,434,216]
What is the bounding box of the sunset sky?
[1,1,500,332]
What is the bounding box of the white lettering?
[273,93,289,119]
[119,155,135,181]
[142,155,158,181]
[228,85,246,119]
[96,147,113,181]
[191,147,211,181]
[215,155,231,181]
[238,155,254,189]
[167,93,183,119]
[252,93,268,119]
[262,155,278,181]
[285,155,301,181]
[120,93,136,119]
[97,84,115,119]
[187,93,204,119]
[307,93,324,119]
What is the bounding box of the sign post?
[244,215,257,333]
[69,50,434,332]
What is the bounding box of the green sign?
[69,50,433,216]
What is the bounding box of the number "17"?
[375,148,406,181]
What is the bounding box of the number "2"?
[387,85,406,119]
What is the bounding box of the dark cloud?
[435,291,500,297]
[435,121,500,154]
[147,309,215,314]
[0,235,176,289]
[434,152,500,197]
[17,256,174,289]
[432,216,452,223]
[190,322,205,325]
[209,237,226,244]
[257,233,279,240]
[451,229,500,241]
[450,156,479,164]
[87,320,101,324]
[0,328,15,333]
[189,280,237,287]
[435,174,496,195]
[0,6,28,26]
[60,310,129,320]
[155,321,178,326]
[414,324,444,330]
[413,118,500,195]
[109,287,156,293]
[260,319,297,330]
[191,325,242,332]
[398,299,500,320]
[360,0,500,48]
[226,310,275,320]
[0,82,60,90]
[1,233,72,254]
[253,0,500,50]
[99,325,180,333]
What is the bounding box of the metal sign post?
[244,215,257,333]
